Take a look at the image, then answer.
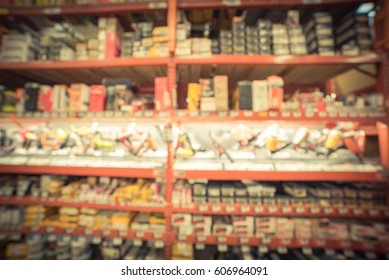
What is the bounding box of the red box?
[154,77,170,111]
[89,85,106,112]
[269,87,283,110]
[38,85,53,112]
[105,32,119,58]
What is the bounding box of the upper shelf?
[177,0,373,9]
[0,1,167,17]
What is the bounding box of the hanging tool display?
[209,132,234,163]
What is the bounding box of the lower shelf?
[172,204,389,219]
[0,226,166,242]
[0,165,158,178]
[178,235,389,253]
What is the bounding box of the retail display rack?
[0,0,389,260]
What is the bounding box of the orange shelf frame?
[173,170,388,182]
[0,165,158,178]
[175,54,381,66]
[0,196,165,213]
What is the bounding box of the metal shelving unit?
[0,0,388,260]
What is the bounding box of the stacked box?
[238,80,252,110]
[233,216,254,237]
[335,12,372,54]
[75,43,88,60]
[295,219,312,239]
[272,24,290,55]
[199,78,216,112]
[102,240,132,260]
[257,20,272,54]
[246,26,259,54]
[58,207,79,229]
[171,213,193,236]
[98,17,123,59]
[0,34,39,62]
[232,18,246,54]
[276,218,295,239]
[150,26,169,57]
[191,38,212,56]
[212,216,233,236]
[288,26,307,55]
[176,39,192,56]
[312,219,330,239]
[219,30,233,54]
[121,32,135,57]
[207,182,221,203]
[304,12,335,55]
[255,217,276,238]
[87,39,99,59]
[193,215,212,236]
[38,85,53,112]
[71,238,92,260]
[328,220,349,240]
[69,83,90,112]
[211,39,219,54]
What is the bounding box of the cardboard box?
[267,76,284,110]
[252,80,269,112]
[213,75,228,111]
[200,97,216,112]
[238,81,252,110]
[69,83,90,112]
[154,77,170,111]
[52,85,68,112]
[89,85,106,112]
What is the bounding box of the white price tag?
[102,229,110,236]
[269,111,278,117]
[225,205,235,213]
[212,205,221,212]
[230,111,239,117]
[218,244,228,252]
[92,237,102,244]
[197,236,206,243]
[318,112,327,118]
[302,0,322,4]
[195,243,205,250]
[201,111,210,117]
[353,208,363,215]
[148,2,168,9]
[48,235,56,242]
[240,238,249,244]
[218,111,227,117]
[65,228,74,234]
[282,111,291,117]
[217,236,227,243]
[282,206,291,214]
[262,237,270,244]
[133,239,142,246]
[241,205,250,213]
[258,246,268,253]
[153,233,163,239]
[302,247,313,255]
[324,208,334,215]
[31,226,39,232]
[325,249,335,256]
[43,8,62,15]
[254,206,264,213]
[310,207,320,214]
[296,207,304,214]
[199,205,208,212]
[84,228,93,235]
[241,245,250,253]
[293,111,302,118]
[243,110,253,117]
[269,206,277,213]
[136,231,145,238]
[300,239,309,246]
[46,226,55,233]
[344,249,354,257]
[10,234,21,240]
[177,110,186,117]
[222,0,241,6]
[316,239,326,246]
[189,111,199,117]
[119,230,127,237]
[282,238,291,245]
[338,208,348,215]
[277,247,288,254]
[155,241,164,248]
[369,209,379,216]
[113,238,123,246]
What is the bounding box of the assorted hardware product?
[173,123,369,164]
[172,180,386,207]
[0,77,172,114]
[0,175,165,205]
[0,122,163,159]
[171,214,389,242]
[0,17,170,62]
[3,236,163,260]
[172,244,389,260]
